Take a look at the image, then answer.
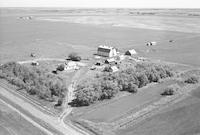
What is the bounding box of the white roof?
[127,49,137,54]
[106,58,116,62]
[66,61,76,66]
[111,66,119,72]
[98,45,114,50]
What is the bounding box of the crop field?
[1,9,200,67]
[0,100,46,135]
[116,87,200,135]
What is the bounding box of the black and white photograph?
[0,0,200,135]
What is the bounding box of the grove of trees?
[184,76,199,84]
[72,62,175,106]
[0,62,67,105]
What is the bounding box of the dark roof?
[97,48,111,53]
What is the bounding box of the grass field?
[0,10,200,67]
[0,100,46,135]
[116,87,200,135]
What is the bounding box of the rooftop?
[98,45,114,50]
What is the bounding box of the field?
[1,9,200,67]
[1,8,200,135]
[116,87,200,135]
[77,79,177,123]
[0,100,46,135]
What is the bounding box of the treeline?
[72,62,175,106]
[0,62,67,104]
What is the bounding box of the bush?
[68,52,81,61]
[127,83,138,93]
[184,76,199,84]
[161,84,180,96]
[136,73,149,88]
[57,64,65,71]
[103,66,112,72]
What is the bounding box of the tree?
[57,64,65,71]
[0,62,68,104]
[137,73,149,88]
[184,76,199,84]
[161,84,180,96]
[68,52,81,61]
[127,83,138,93]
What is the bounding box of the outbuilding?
[31,61,39,66]
[146,41,157,46]
[105,58,116,64]
[110,66,119,72]
[125,49,137,56]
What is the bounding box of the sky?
[0,0,200,8]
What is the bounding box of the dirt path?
[60,67,88,120]
[0,85,88,135]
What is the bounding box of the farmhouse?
[97,45,117,57]
[105,58,117,64]
[110,66,119,72]
[125,49,137,56]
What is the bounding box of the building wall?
[97,51,110,57]
[97,48,117,57]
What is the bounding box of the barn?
[97,45,117,57]
[125,49,137,56]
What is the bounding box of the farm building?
[65,61,79,70]
[105,58,117,64]
[110,66,119,72]
[104,65,119,72]
[146,41,157,46]
[95,61,102,66]
[97,45,117,57]
[31,61,39,66]
[125,49,137,56]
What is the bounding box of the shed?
[125,49,137,56]
[95,61,102,66]
[105,58,116,64]
[31,61,39,66]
